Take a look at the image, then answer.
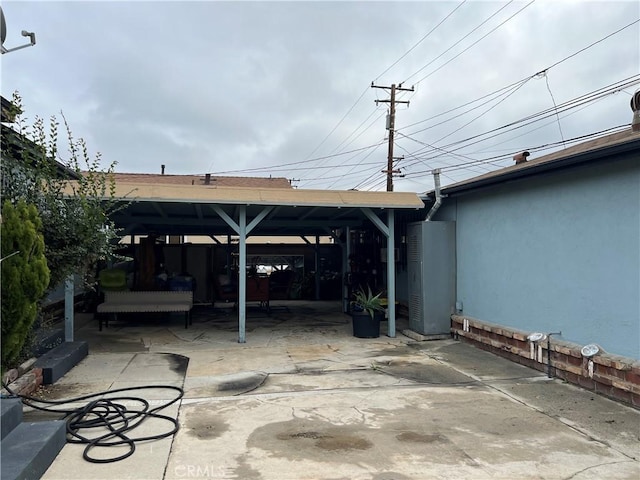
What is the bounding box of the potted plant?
[350,286,384,338]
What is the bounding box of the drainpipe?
[425,169,441,222]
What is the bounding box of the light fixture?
[527,332,546,343]
[581,344,600,358]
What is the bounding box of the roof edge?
[428,135,640,199]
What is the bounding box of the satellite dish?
[1,7,7,45]
[527,332,546,343]
[581,344,600,358]
[631,88,640,113]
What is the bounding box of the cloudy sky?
[1,1,638,192]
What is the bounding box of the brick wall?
[451,315,640,408]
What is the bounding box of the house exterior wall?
[434,155,639,359]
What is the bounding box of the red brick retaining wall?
[451,315,640,408]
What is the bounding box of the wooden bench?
[96,291,193,331]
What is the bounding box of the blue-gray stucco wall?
[435,156,639,359]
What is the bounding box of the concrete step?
[0,398,23,440]
[33,341,88,384]
[1,420,66,480]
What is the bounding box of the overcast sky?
[2,1,638,192]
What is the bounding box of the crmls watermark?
[174,464,230,478]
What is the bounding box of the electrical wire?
[412,0,537,87]
[402,124,629,180]
[378,17,639,189]
[400,19,640,137]
[295,0,468,183]
[2,382,183,464]
[541,72,566,147]
[401,76,640,165]
[207,13,639,188]
[375,0,468,83]
[402,0,515,85]
[212,141,386,175]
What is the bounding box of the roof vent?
[631,88,640,132]
[513,151,530,165]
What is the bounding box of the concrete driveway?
[31,302,639,479]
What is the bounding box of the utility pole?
[371,82,414,191]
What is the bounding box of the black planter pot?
[351,311,383,338]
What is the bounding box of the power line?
[541,71,565,147]
[402,124,629,181]
[411,0,537,86]
[300,110,386,186]
[325,141,387,189]
[296,1,469,179]
[542,18,640,73]
[402,0,514,85]
[376,0,468,82]
[212,141,386,175]
[401,75,640,165]
[400,17,640,138]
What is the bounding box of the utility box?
[407,221,456,336]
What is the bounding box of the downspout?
[425,169,441,221]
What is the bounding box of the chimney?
[513,151,530,165]
[161,164,165,175]
[631,89,640,132]
[205,173,211,185]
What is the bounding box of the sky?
[1,0,639,193]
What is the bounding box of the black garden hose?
[2,382,183,463]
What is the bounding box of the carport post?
[64,275,74,342]
[238,206,247,343]
[362,208,396,338]
[315,235,321,300]
[343,227,351,313]
[386,210,396,337]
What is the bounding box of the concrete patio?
[25,301,640,479]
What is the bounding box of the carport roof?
[68,181,426,237]
[110,183,424,208]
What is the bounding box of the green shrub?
[1,200,50,368]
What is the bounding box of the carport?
[66,182,425,342]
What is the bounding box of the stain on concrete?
[184,405,230,440]
[315,435,372,451]
[396,431,445,444]
[276,429,372,451]
[233,454,263,480]
[376,360,476,385]
[372,473,412,480]
[166,353,190,376]
[217,372,268,394]
[372,345,427,357]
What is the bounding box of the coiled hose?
[2,382,184,463]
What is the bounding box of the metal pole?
[343,227,351,313]
[64,275,74,342]
[387,210,396,337]
[238,207,247,343]
[315,235,321,301]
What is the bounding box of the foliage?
[0,91,121,290]
[1,200,50,368]
[351,286,384,319]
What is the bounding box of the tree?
[1,201,50,367]
[1,91,121,291]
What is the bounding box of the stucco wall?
[436,156,639,359]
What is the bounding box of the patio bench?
[96,291,193,331]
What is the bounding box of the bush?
[1,200,50,368]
